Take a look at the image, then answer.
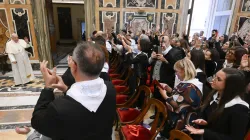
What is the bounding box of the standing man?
[5,33,35,86]
[31,42,116,140]
[149,35,182,118]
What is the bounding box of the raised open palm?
[241,54,249,68]
[185,125,204,135]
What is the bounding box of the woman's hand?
[160,83,172,93]
[157,86,169,100]
[192,119,208,125]
[185,125,204,135]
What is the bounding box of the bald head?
[160,36,170,50]
[72,41,105,77]
[11,33,19,43]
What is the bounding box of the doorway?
[81,22,85,40]
[57,7,73,39]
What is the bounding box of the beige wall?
[53,3,85,42]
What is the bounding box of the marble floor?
[0,62,68,140]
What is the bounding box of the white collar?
[101,62,109,73]
[225,96,249,108]
[134,51,148,57]
[210,92,219,105]
[181,78,203,94]
[196,68,203,73]
[66,78,107,112]
[162,45,172,55]
[209,93,249,108]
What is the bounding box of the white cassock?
[5,39,35,85]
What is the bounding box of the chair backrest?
[132,98,167,140]
[116,85,151,108]
[169,130,193,140]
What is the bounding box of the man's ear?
[71,62,77,74]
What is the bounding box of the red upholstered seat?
[109,73,120,78]
[121,125,152,140]
[112,80,124,85]
[117,108,140,122]
[147,67,152,72]
[109,69,115,73]
[150,86,154,93]
[147,74,151,80]
[116,95,128,104]
[115,86,128,93]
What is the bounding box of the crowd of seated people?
[14,24,250,140]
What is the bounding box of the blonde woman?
[158,58,203,138]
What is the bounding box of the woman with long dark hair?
[190,49,212,101]
[186,68,249,140]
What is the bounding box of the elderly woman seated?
[158,58,203,138]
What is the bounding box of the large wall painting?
[241,0,250,12]
[237,16,250,41]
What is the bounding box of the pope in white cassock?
[5,33,35,86]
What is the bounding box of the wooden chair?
[116,86,152,130]
[119,98,167,140]
[116,78,140,104]
[169,130,193,140]
[112,68,133,86]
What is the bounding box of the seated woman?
[186,68,249,140]
[158,58,203,138]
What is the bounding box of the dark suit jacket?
[125,52,148,79]
[150,47,183,88]
[31,82,116,140]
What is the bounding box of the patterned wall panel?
[124,12,156,34]
[0,9,10,53]
[125,0,157,8]
[241,0,250,12]
[96,0,185,36]
[100,11,120,33]
[160,12,178,36]
[10,0,25,4]
[11,8,31,40]
[161,0,180,9]
[99,0,120,7]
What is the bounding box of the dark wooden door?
[57,7,72,39]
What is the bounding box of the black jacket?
[31,82,116,140]
[125,52,148,79]
[203,104,249,140]
[150,47,183,88]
